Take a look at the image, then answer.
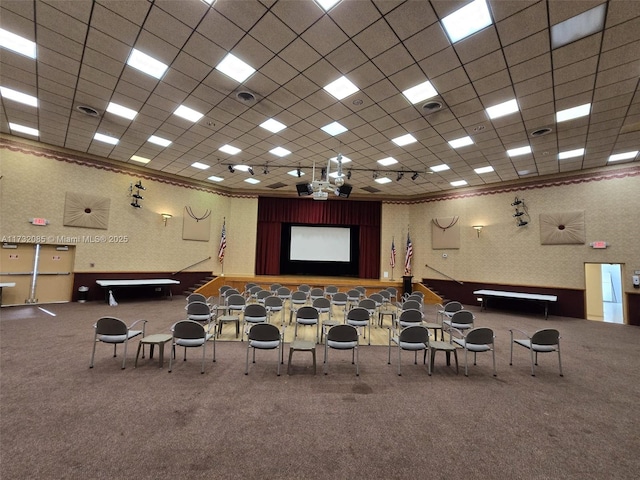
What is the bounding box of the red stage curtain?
[255,197,381,278]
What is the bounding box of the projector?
[312,190,328,200]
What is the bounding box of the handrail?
[424,264,464,285]
[172,256,211,276]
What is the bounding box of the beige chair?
[388,325,430,376]
[450,327,496,376]
[510,328,563,376]
[245,323,284,376]
[324,324,359,376]
[90,317,147,369]
[168,320,215,374]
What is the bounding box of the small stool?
[217,315,240,338]
[428,341,459,375]
[287,340,316,374]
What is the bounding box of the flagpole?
[219,217,226,277]
[390,235,395,281]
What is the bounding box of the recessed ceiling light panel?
[430,164,450,172]
[323,76,359,100]
[219,144,241,155]
[130,155,150,164]
[148,135,172,147]
[507,146,532,157]
[441,0,492,43]
[9,123,38,136]
[608,151,638,162]
[321,122,348,136]
[215,53,256,83]
[191,162,210,170]
[450,180,468,187]
[93,132,119,145]
[448,136,474,149]
[551,3,606,49]
[127,48,168,79]
[0,86,38,107]
[556,103,591,123]
[106,102,137,120]
[208,175,223,182]
[244,178,260,184]
[270,147,291,157]
[174,105,204,122]
[486,99,519,119]
[558,148,585,160]
[474,166,494,174]
[375,177,392,184]
[260,118,286,133]
[0,28,36,58]
[402,81,438,105]
[377,157,398,166]
[392,133,417,147]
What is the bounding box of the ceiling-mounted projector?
[313,190,328,200]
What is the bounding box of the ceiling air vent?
[76,105,100,117]
[236,91,256,103]
[422,101,443,114]
[266,182,287,189]
[361,186,381,193]
[530,127,553,137]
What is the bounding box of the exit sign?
[590,241,608,249]
[30,218,48,226]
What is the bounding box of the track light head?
[372,171,378,179]
[513,210,524,217]
[517,218,528,227]
[511,197,523,206]
[347,170,352,180]
[228,165,235,173]
[134,181,145,190]
[396,171,404,181]
[297,168,302,177]
[411,172,419,181]
[248,167,254,176]
[263,165,269,174]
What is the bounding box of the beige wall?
[1,140,638,295]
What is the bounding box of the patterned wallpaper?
[1,138,638,292]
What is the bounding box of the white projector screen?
[290,226,351,262]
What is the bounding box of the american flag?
[390,239,396,268]
[404,232,413,275]
[218,220,226,263]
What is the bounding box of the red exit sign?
[30,218,48,226]
[590,241,608,249]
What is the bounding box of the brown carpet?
[1,298,639,479]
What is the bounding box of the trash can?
[78,286,89,303]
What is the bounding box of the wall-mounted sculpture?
[540,211,585,245]
[431,216,460,249]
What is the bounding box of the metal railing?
[424,264,464,285]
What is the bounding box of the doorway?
[585,263,624,324]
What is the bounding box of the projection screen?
[289,226,351,262]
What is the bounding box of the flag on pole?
[404,232,413,275]
[218,219,226,263]
[390,239,396,268]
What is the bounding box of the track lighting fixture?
[517,218,528,227]
[396,171,404,181]
[372,171,378,179]
[228,165,235,173]
[297,167,302,177]
[513,210,525,217]
[134,181,145,190]
[248,167,254,176]
[511,197,523,206]
[347,170,352,180]
[411,172,419,181]
[263,165,269,174]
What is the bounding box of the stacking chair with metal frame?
[450,327,497,376]
[443,310,474,340]
[186,301,214,324]
[264,295,285,325]
[255,289,272,305]
[437,301,463,323]
[330,292,349,322]
[269,283,282,293]
[313,297,335,343]
[186,293,207,304]
[346,289,362,311]
[355,286,367,298]
[90,317,147,369]
[324,324,359,376]
[386,287,398,304]
[388,324,430,375]
[242,304,268,342]
[324,285,338,301]
[276,286,293,309]
[294,305,320,344]
[168,319,215,374]
[346,306,372,345]
[288,291,309,324]
[245,323,284,376]
[510,328,563,376]
[246,285,262,303]
[394,308,423,329]
[309,288,325,303]
[297,284,311,299]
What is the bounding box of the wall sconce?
[473,225,484,237]
[161,213,172,226]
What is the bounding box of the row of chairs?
[91,315,562,377]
